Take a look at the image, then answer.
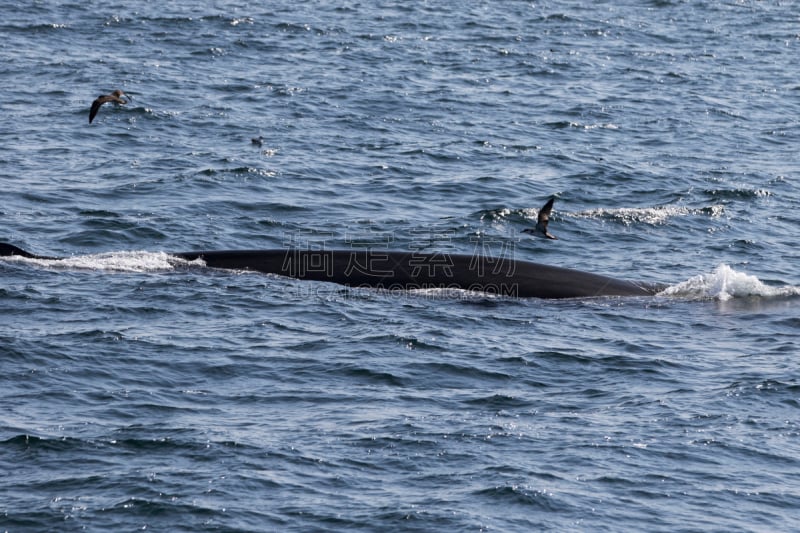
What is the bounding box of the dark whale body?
[0,243,666,299]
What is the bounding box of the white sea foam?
[660,264,800,301]
[4,251,191,273]
[575,205,725,225]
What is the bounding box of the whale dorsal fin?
[0,243,58,259]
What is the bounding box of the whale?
[0,242,667,299]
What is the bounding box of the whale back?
[176,249,665,298]
[0,243,665,298]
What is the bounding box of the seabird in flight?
[89,89,130,124]
[523,196,558,239]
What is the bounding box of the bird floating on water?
[523,196,558,239]
[89,89,130,124]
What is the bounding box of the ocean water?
[2,0,800,530]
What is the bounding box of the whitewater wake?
[660,264,800,301]
[2,251,196,273]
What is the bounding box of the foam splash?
[661,264,800,301]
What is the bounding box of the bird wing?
[537,197,555,225]
[89,95,111,124]
[535,197,558,239]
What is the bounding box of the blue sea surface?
[2,1,800,530]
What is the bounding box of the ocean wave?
[574,204,725,225]
[478,204,725,226]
